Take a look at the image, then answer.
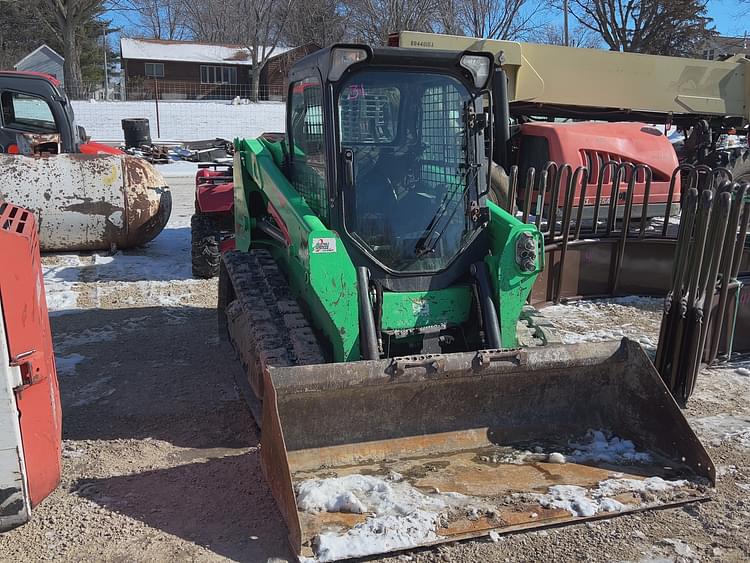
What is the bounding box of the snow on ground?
[71,100,285,143]
[55,353,87,377]
[41,177,205,381]
[567,429,653,464]
[54,327,117,353]
[42,177,200,314]
[534,477,690,518]
[538,296,663,348]
[43,255,83,314]
[297,474,447,562]
[155,160,201,178]
[690,414,750,449]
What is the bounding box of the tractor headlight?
[329,47,369,81]
[460,54,492,89]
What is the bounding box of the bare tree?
[282,0,345,47]
[434,0,465,35]
[0,0,46,69]
[344,0,441,44]
[121,0,187,40]
[183,0,291,101]
[453,0,540,40]
[43,0,106,95]
[240,0,292,101]
[570,0,714,56]
[181,0,244,43]
[533,22,601,48]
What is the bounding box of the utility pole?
[563,0,569,47]
[103,23,109,100]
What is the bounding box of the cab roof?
[289,44,483,86]
[0,71,61,87]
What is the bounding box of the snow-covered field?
[71,100,286,143]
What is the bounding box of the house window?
[145,63,164,77]
[200,66,237,85]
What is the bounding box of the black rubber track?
[220,249,325,425]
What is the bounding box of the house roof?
[704,35,750,58]
[120,38,292,66]
[14,44,64,68]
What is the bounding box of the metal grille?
[419,84,466,208]
[339,85,399,144]
[290,79,328,221]
[0,202,30,233]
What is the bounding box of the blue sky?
[708,0,747,36]
[107,0,747,43]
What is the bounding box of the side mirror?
[77,125,90,142]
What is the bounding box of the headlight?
[329,47,369,81]
[460,54,492,89]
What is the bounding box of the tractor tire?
[191,214,221,279]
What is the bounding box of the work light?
[460,54,492,89]
[329,48,369,81]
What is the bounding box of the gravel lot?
[1,176,748,563]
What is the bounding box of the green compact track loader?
[218,45,713,561]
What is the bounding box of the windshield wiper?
[414,101,486,258]
[413,164,479,257]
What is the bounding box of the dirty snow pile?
[479,430,653,466]
[296,474,448,562]
[534,476,689,518]
[567,429,653,464]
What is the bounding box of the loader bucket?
[261,339,714,562]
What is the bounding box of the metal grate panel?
[0,201,30,234]
[339,85,399,144]
[290,79,328,221]
[419,84,466,210]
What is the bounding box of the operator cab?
[0,71,107,155]
[285,46,495,291]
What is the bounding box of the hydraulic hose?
[357,267,380,360]
[471,261,502,349]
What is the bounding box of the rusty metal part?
[515,160,750,398]
[0,153,171,251]
[262,339,713,560]
[13,132,61,155]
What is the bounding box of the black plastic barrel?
[121,118,151,148]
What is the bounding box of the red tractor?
[191,162,236,278]
[0,201,62,531]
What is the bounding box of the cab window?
[1,92,58,133]
[289,77,328,222]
